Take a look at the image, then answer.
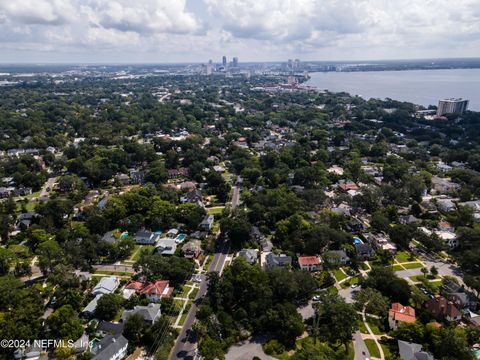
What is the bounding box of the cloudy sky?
[0,0,479,63]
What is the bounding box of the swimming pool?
[155,230,163,236]
[353,237,363,245]
[175,234,187,242]
[120,232,129,239]
[473,348,480,359]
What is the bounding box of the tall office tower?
[232,57,238,67]
[294,58,300,70]
[287,59,293,70]
[222,56,227,67]
[436,98,469,116]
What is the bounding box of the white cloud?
[0,0,479,62]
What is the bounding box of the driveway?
[298,300,315,320]
[226,336,275,360]
[339,286,359,304]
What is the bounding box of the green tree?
[95,293,123,321]
[316,293,358,353]
[46,305,83,340]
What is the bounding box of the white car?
[351,283,359,289]
[312,295,321,301]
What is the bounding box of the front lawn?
[333,269,347,282]
[395,251,415,263]
[365,339,381,358]
[340,277,359,289]
[401,262,423,269]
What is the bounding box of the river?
[305,69,480,111]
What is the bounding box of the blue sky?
[0,0,479,63]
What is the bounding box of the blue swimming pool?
[155,230,163,236]
[120,232,129,239]
[353,237,363,245]
[473,348,480,359]
[176,234,186,242]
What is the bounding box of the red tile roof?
[125,281,143,290]
[125,280,173,299]
[389,303,416,323]
[298,256,321,266]
[139,280,173,298]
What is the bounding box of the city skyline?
[0,0,479,63]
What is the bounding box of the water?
[306,69,480,110]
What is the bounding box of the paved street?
[169,243,229,360]
[39,176,58,200]
[353,331,370,360]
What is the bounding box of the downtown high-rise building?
[222,56,227,68]
[232,57,238,67]
[437,98,469,116]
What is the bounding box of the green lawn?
[127,245,154,262]
[365,318,383,335]
[93,270,133,276]
[334,269,347,282]
[178,312,188,326]
[365,339,381,358]
[207,206,224,215]
[390,264,404,271]
[395,251,415,263]
[401,262,423,269]
[340,277,359,289]
[189,287,199,300]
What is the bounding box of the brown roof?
[425,296,461,320]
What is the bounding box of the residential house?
[0,187,15,198]
[419,227,458,250]
[167,167,189,179]
[124,280,173,302]
[331,202,352,217]
[134,228,159,245]
[91,334,128,360]
[166,229,179,238]
[114,174,130,186]
[337,181,359,193]
[155,238,177,255]
[355,243,375,260]
[324,250,350,265]
[298,255,322,272]
[388,303,416,330]
[129,169,145,184]
[182,240,202,259]
[346,218,364,232]
[16,212,38,231]
[96,321,124,336]
[424,296,462,322]
[399,215,419,225]
[182,188,204,207]
[82,276,120,317]
[364,232,397,253]
[251,226,273,251]
[436,198,456,212]
[443,281,477,311]
[436,163,453,173]
[238,249,259,264]
[438,220,454,232]
[265,253,292,268]
[327,165,344,175]
[431,176,460,194]
[93,276,120,296]
[102,231,121,245]
[199,214,214,231]
[397,340,434,360]
[121,304,161,324]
